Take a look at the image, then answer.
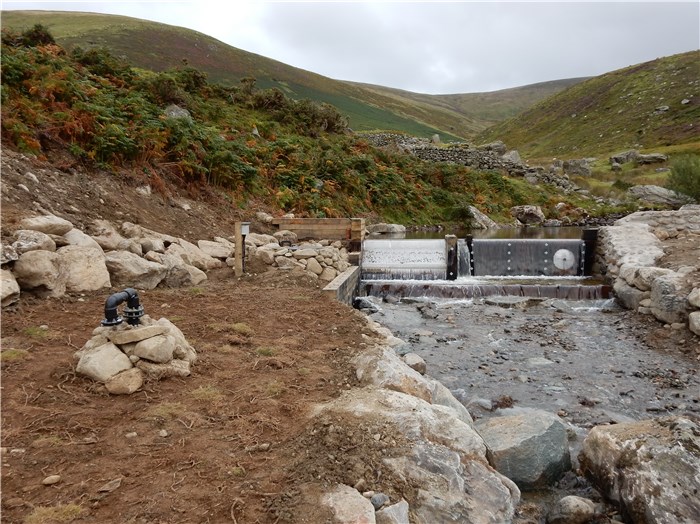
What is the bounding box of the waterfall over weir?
[359,233,610,300]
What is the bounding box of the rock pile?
[0,215,352,308]
[74,315,197,394]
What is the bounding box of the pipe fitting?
[102,288,144,326]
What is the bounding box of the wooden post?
[234,222,243,277]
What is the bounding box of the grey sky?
[3,1,699,94]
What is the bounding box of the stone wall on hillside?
[361,133,580,193]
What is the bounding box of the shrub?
[666,154,700,201]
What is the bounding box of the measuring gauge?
[553,249,576,270]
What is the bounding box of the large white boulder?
[58,245,111,292]
[105,250,168,289]
[13,250,65,297]
[19,214,73,235]
[63,228,103,251]
[581,417,700,523]
[321,484,376,524]
[89,219,142,254]
[166,239,223,271]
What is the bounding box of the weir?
[359,230,607,299]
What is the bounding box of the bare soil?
[1,147,698,523]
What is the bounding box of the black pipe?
[102,288,144,327]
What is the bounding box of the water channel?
[358,232,700,520]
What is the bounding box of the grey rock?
[1,269,20,308]
[58,245,111,292]
[197,239,233,259]
[136,358,191,379]
[403,353,427,375]
[468,206,499,229]
[375,500,409,524]
[164,104,191,120]
[688,311,700,336]
[547,495,596,524]
[510,205,545,225]
[650,271,691,324]
[273,229,298,245]
[321,484,376,524]
[133,334,176,363]
[19,214,73,235]
[367,223,406,234]
[76,342,133,383]
[105,368,144,395]
[105,250,168,290]
[370,492,390,510]
[476,408,571,490]
[627,185,691,206]
[63,228,103,251]
[688,287,700,308]
[1,244,19,265]
[107,325,168,345]
[581,417,700,524]
[12,230,56,254]
[13,250,65,297]
[562,158,592,177]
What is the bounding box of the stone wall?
[597,206,700,336]
[361,133,579,193]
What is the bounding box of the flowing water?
[358,235,699,520]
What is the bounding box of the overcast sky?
[3,1,699,94]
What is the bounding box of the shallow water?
[369,295,698,426]
[367,294,699,520]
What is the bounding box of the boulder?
[627,185,691,206]
[246,232,277,246]
[306,257,323,275]
[144,251,207,287]
[136,358,191,379]
[650,270,691,324]
[562,158,592,177]
[316,388,519,523]
[367,223,406,234]
[479,140,507,155]
[475,408,571,490]
[635,152,668,165]
[375,500,409,524]
[89,220,142,254]
[613,279,645,310]
[689,311,700,336]
[1,244,19,265]
[133,334,176,363]
[106,324,168,345]
[547,495,597,524]
[164,104,191,120]
[19,214,73,235]
[255,211,274,224]
[105,250,168,290]
[580,417,700,524]
[502,150,521,163]
[75,341,133,383]
[688,287,700,308]
[597,223,664,274]
[63,228,103,251]
[468,206,499,229]
[12,230,56,254]
[13,250,65,297]
[273,229,298,245]
[403,353,427,375]
[105,368,144,395]
[155,317,197,363]
[58,246,111,292]
[120,222,178,244]
[1,269,20,307]
[510,205,546,225]
[197,239,233,259]
[166,240,223,271]
[609,150,639,165]
[321,484,376,524]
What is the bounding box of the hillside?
[2,10,578,140]
[349,77,588,133]
[478,51,700,158]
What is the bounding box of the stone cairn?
[74,314,196,395]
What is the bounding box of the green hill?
[478,51,700,158]
[1,10,581,140]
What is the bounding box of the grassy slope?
[478,51,700,158]
[2,10,577,141]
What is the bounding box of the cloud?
[3,1,698,93]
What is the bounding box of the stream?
[364,293,700,520]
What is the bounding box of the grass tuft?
[25,504,85,524]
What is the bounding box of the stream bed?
[365,294,700,521]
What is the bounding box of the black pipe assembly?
[101,288,144,327]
